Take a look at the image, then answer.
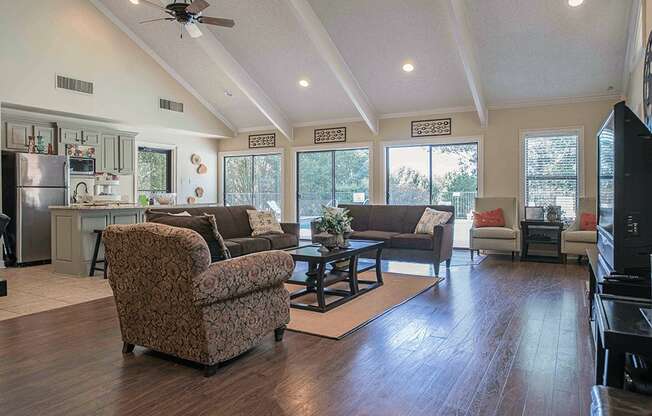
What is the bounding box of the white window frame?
[519,127,584,219]
[290,141,374,222]
[380,135,485,205]
[218,148,286,218]
[133,141,178,203]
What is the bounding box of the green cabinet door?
[98,134,118,174]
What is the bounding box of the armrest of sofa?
[432,222,454,261]
[193,251,295,306]
[281,222,300,237]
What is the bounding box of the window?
[296,148,370,238]
[522,131,580,219]
[386,143,478,247]
[137,146,172,195]
[223,153,282,218]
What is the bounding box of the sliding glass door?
[223,153,282,218]
[297,148,369,238]
[386,143,478,247]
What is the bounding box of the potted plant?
[314,206,353,250]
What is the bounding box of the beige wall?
[219,100,616,221]
[0,0,230,138]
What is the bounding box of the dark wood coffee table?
[285,240,384,312]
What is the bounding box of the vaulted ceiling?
[93,0,632,139]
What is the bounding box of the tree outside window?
[137,147,172,198]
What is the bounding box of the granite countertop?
[49,203,220,211]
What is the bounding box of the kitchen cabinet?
[97,134,118,174]
[118,136,135,175]
[60,128,82,145]
[34,125,55,150]
[5,121,31,150]
[4,121,55,151]
[82,130,100,146]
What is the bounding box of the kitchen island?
[50,205,146,276]
[50,203,219,276]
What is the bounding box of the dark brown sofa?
[339,204,455,275]
[146,205,299,261]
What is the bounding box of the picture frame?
[314,127,346,144]
[411,118,452,137]
[248,133,276,149]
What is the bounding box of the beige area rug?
[0,265,113,321]
[286,271,442,339]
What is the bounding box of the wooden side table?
[520,220,564,263]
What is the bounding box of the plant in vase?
[314,206,353,250]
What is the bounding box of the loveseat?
[146,205,299,261]
[103,223,294,377]
[338,204,455,276]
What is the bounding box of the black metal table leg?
[315,262,326,309]
[375,247,384,285]
[348,255,359,294]
[89,231,102,277]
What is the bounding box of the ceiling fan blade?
[198,16,235,28]
[186,0,210,14]
[139,17,174,24]
[139,0,167,10]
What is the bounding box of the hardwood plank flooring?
[0,256,593,416]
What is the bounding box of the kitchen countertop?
[49,204,220,211]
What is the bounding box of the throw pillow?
[473,208,505,228]
[579,212,597,231]
[147,214,231,262]
[247,210,284,236]
[414,208,453,235]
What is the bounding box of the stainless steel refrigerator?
[2,152,69,266]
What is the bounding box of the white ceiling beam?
[445,0,489,128]
[286,0,379,135]
[89,0,236,137]
[190,30,294,141]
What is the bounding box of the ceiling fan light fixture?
[185,22,203,38]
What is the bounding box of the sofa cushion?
[339,204,370,231]
[146,212,231,261]
[473,208,506,228]
[471,227,516,240]
[414,208,453,235]
[390,233,434,250]
[227,237,272,254]
[247,210,284,236]
[350,230,399,241]
[369,205,408,233]
[258,233,299,250]
[579,212,597,231]
[565,230,597,244]
[224,240,243,257]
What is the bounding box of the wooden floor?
[0,256,593,416]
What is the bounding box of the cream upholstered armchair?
[470,197,521,260]
[561,197,597,262]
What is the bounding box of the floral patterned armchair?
[103,223,294,377]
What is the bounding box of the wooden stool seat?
[89,229,107,278]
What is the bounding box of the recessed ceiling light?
[224,89,233,97]
[299,79,310,88]
[129,0,139,4]
[568,0,584,7]
[402,63,415,73]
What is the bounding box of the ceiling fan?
[135,0,235,38]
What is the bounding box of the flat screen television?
[597,101,652,276]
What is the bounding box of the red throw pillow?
[473,208,505,228]
[579,212,597,231]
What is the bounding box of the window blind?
[524,134,579,219]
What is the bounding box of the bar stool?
[89,229,107,278]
